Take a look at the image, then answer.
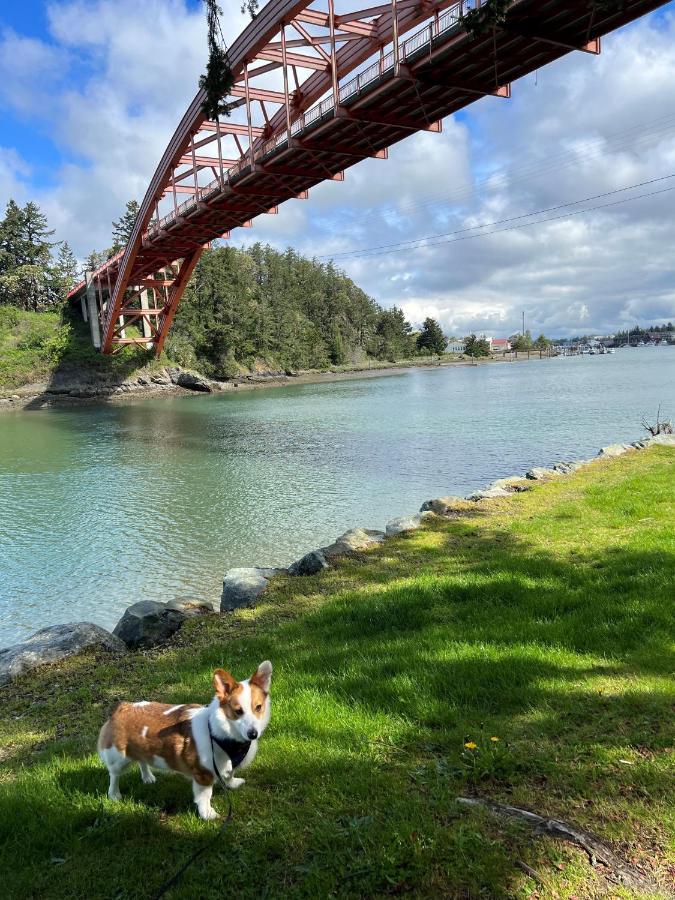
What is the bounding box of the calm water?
[1,351,673,646]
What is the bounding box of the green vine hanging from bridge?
[462,0,515,40]
[199,0,260,121]
[199,0,235,120]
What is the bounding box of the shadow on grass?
[22,305,151,410]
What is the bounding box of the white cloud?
[0,148,31,209]
[0,29,68,116]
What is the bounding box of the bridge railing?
[146,0,468,241]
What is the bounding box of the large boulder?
[0,622,126,685]
[420,496,466,515]
[113,599,212,649]
[322,527,385,559]
[643,434,675,447]
[385,515,423,537]
[525,466,561,481]
[552,460,586,475]
[167,368,212,392]
[288,549,329,576]
[597,443,632,458]
[468,487,510,501]
[486,476,531,493]
[220,567,283,612]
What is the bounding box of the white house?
[447,340,466,353]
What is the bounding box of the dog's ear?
[250,660,272,694]
[213,668,236,699]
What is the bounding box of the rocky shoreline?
[0,353,547,412]
[0,365,239,410]
[2,432,672,685]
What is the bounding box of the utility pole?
[522,311,525,336]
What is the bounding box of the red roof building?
[490,338,511,352]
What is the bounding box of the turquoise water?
[1,351,673,646]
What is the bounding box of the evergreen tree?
[0,200,59,310]
[0,199,55,274]
[84,249,108,273]
[0,200,26,275]
[54,242,80,297]
[509,330,533,352]
[21,202,55,267]
[372,306,414,361]
[168,244,387,376]
[111,200,140,253]
[464,333,491,358]
[416,317,446,354]
[329,320,347,365]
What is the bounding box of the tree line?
[1,198,453,373]
[614,323,674,342]
[167,244,441,374]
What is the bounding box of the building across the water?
[447,339,466,353]
[445,336,512,354]
[489,338,511,353]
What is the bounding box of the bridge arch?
[68,0,666,354]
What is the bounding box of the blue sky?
[0,2,59,186]
[1,0,674,337]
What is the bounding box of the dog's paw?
[108,789,122,802]
[199,806,220,821]
[141,770,156,785]
[227,777,245,790]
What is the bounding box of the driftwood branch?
[456,797,667,895]
[642,404,673,436]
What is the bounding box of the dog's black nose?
[247,728,259,741]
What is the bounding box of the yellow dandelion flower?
[490,736,500,742]
[464,741,478,750]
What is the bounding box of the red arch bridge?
[68,0,668,354]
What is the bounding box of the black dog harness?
[208,722,251,775]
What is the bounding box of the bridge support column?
[85,272,102,350]
[139,289,152,339]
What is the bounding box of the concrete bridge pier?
[139,289,152,339]
[84,272,101,350]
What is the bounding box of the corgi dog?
[97,661,272,820]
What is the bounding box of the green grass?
[0,449,673,898]
[0,305,162,394]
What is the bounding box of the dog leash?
[151,725,236,899]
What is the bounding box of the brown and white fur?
[97,661,272,820]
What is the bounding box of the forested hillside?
[0,198,451,391]
[168,243,416,375]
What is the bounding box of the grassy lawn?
[0,305,157,394]
[0,448,673,898]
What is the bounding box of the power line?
[318,174,675,261]
[329,111,675,230]
[324,174,675,258]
